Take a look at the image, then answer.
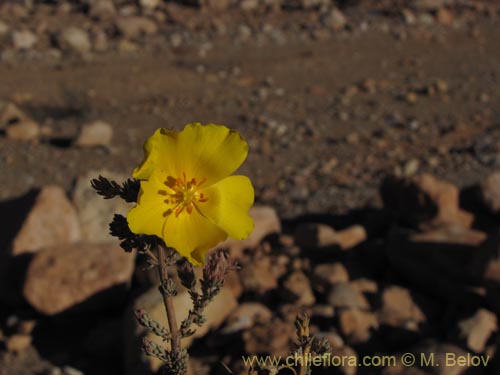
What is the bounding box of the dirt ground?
[1,9,499,218]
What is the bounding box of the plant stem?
[157,246,181,353]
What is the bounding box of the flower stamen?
[160,172,208,217]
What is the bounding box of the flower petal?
[176,123,249,186]
[163,210,228,266]
[198,175,254,240]
[127,170,171,237]
[132,128,179,180]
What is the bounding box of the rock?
[316,330,344,350]
[203,0,232,10]
[436,8,454,25]
[220,206,281,257]
[76,120,113,148]
[380,174,474,230]
[243,317,295,357]
[282,271,315,306]
[411,225,487,247]
[240,0,259,11]
[458,309,497,353]
[124,286,237,375]
[339,308,378,344]
[295,224,338,249]
[379,286,426,330]
[387,228,487,306]
[116,17,158,39]
[350,278,378,294]
[59,27,92,54]
[72,170,132,243]
[480,171,500,215]
[312,262,349,293]
[6,120,40,141]
[11,186,82,255]
[239,254,286,294]
[12,30,37,50]
[295,223,366,250]
[335,225,368,250]
[221,303,273,334]
[140,0,161,11]
[0,21,9,36]
[323,8,347,31]
[88,0,116,20]
[0,102,28,128]
[311,304,335,319]
[327,283,370,309]
[6,334,31,353]
[412,0,447,11]
[23,243,135,315]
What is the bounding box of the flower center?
[158,172,208,217]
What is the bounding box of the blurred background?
[0,0,499,374]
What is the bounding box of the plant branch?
[157,246,181,353]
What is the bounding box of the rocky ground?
[0,0,500,374]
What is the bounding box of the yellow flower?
[127,123,255,266]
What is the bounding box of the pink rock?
[23,243,135,315]
[11,186,82,255]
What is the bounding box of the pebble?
[116,16,158,39]
[6,334,32,353]
[59,27,92,54]
[222,303,273,334]
[88,0,116,20]
[140,0,161,11]
[6,120,40,141]
[12,30,37,50]
[0,21,9,36]
[76,120,113,148]
[282,271,316,306]
[295,223,367,250]
[312,262,349,292]
[379,286,426,329]
[323,8,347,31]
[458,309,497,353]
[327,282,370,309]
[380,174,474,230]
[480,170,500,215]
[339,308,379,344]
